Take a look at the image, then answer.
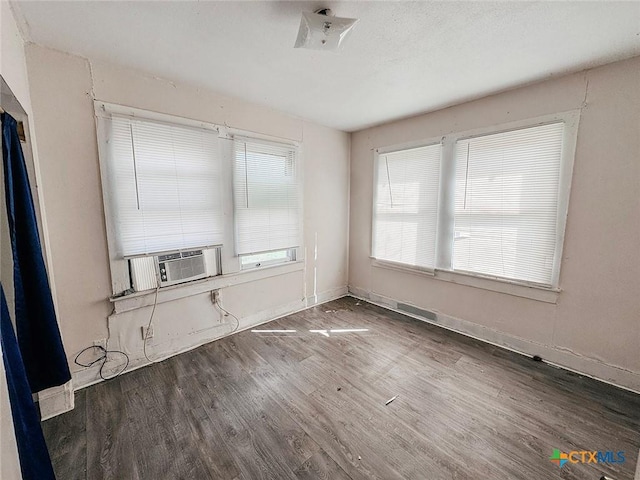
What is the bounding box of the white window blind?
[373,144,441,268]
[233,137,300,255]
[98,114,223,257]
[453,122,565,285]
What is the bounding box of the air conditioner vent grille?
[157,250,206,287]
[166,256,205,280]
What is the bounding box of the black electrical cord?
[74,345,129,381]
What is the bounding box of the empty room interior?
[1,1,639,479]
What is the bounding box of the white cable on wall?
[142,288,240,364]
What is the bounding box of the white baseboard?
[348,286,640,395]
[38,380,74,420]
[305,285,349,307]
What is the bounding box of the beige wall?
[24,44,350,385]
[349,56,640,391]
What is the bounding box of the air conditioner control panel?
[158,263,167,282]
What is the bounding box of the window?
[233,137,301,261]
[97,114,223,257]
[240,248,297,270]
[96,103,305,294]
[372,114,577,288]
[453,123,564,284]
[372,144,441,268]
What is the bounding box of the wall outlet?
[93,338,107,350]
[141,325,154,340]
[211,290,219,304]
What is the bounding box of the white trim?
[435,138,455,270]
[94,100,219,133]
[370,147,379,261]
[37,380,74,420]
[370,258,558,303]
[231,132,300,150]
[348,288,640,394]
[374,134,444,156]
[305,285,348,307]
[371,258,435,277]
[296,140,306,265]
[433,269,559,303]
[93,109,130,293]
[111,260,305,314]
[445,110,580,144]
[552,111,580,286]
[218,135,240,275]
[240,248,297,270]
[220,125,301,146]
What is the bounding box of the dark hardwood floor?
[42,297,640,480]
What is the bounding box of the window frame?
[371,110,580,291]
[227,130,303,272]
[96,101,224,294]
[240,248,297,271]
[95,101,304,296]
[371,138,444,272]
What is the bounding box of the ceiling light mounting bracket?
[314,8,333,17]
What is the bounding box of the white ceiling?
[12,1,640,131]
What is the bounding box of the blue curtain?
[1,284,56,480]
[1,111,70,393]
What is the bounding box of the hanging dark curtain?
[1,112,70,393]
[1,284,56,480]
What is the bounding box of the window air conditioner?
[156,250,206,287]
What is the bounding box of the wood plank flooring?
[42,297,640,479]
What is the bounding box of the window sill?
[371,258,435,277]
[110,260,304,314]
[370,258,559,304]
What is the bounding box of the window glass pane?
[240,249,294,269]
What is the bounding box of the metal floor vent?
[397,303,437,321]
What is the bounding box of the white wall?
[24,44,350,388]
[349,56,640,392]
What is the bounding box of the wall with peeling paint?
[23,43,350,391]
